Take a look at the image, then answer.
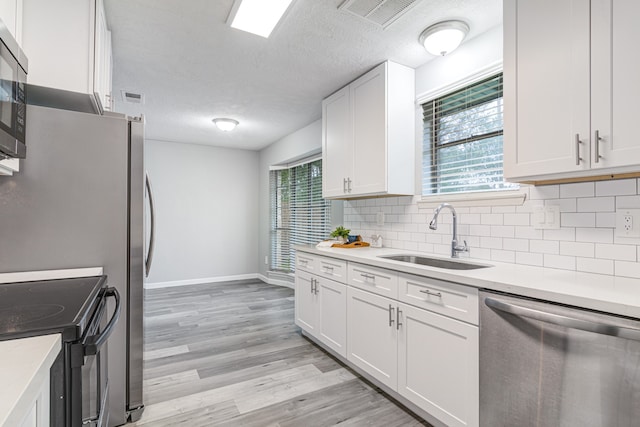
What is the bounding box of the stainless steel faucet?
[429,203,468,258]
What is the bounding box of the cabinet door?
[504,0,590,179]
[316,277,347,358]
[591,0,640,169]
[346,287,397,389]
[350,63,387,195]
[294,271,317,334]
[322,86,351,198]
[398,303,479,427]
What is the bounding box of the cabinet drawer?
[316,257,348,283]
[398,273,478,325]
[296,253,318,274]
[348,263,398,299]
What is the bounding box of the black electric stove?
[0,276,106,342]
[0,275,120,427]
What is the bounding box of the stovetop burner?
[0,275,106,341]
[0,304,65,332]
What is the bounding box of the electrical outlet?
[264,256,268,265]
[616,209,640,237]
[376,211,385,226]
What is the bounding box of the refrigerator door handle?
[145,171,156,277]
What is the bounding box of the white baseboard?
[258,273,294,289]
[145,273,296,290]
[144,273,259,289]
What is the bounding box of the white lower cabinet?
[346,286,398,389]
[295,253,479,427]
[295,267,347,358]
[398,303,479,427]
[19,372,50,427]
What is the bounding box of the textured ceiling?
[104,0,501,151]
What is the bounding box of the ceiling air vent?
[121,90,145,104]
[338,0,422,28]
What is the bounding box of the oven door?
[80,287,121,427]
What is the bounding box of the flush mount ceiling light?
[228,0,295,38]
[419,20,470,56]
[212,118,239,132]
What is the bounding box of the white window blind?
[270,159,331,273]
[422,73,517,195]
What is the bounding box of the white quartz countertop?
[0,334,61,427]
[296,245,640,319]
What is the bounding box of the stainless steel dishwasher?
[479,290,640,427]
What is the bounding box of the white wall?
[257,120,343,281]
[343,25,640,280]
[145,139,260,287]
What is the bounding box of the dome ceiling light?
[212,118,239,132]
[419,20,470,56]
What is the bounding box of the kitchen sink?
[378,254,492,270]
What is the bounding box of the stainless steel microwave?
[0,18,27,159]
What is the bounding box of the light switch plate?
[532,205,560,230]
[615,209,640,237]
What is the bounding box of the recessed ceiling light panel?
[229,0,295,38]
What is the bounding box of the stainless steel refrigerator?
[0,94,150,425]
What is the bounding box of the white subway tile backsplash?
[480,236,503,249]
[577,257,614,275]
[515,226,543,240]
[595,243,636,261]
[544,254,576,270]
[516,252,544,266]
[577,197,615,212]
[470,247,492,260]
[596,179,636,196]
[614,260,640,279]
[503,238,529,252]
[546,198,577,212]
[576,227,614,244]
[343,178,640,279]
[492,206,516,213]
[481,214,504,225]
[596,212,616,228]
[469,206,491,214]
[543,228,575,241]
[469,224,492,237]
[616,195,640,209]
[504,213,530,226]
[560,241,594,258]
[560,182,594,198]
[530,239,559,254]
[491,225,515,238]
[530,185,560,200]
[491,249,515,263]
[561,213,596,227]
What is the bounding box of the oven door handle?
[84,287,121,356]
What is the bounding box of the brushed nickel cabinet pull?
[396,308,402,330]
[575,133,582,166]
[419,289,442,298]
[389,304,395,327]
[595,130,603,163]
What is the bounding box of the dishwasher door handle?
[485,297,640,342]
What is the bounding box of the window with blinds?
[422,73,517,195]
[270,159,331,273]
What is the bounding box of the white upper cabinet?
[21,0,113,111]
[504,0,640,182]
[322,61,415,199]
[0,0,23,43]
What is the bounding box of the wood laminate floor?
[133,279,431,426]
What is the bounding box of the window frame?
[416,62,526,206]
[269,156,331,274]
